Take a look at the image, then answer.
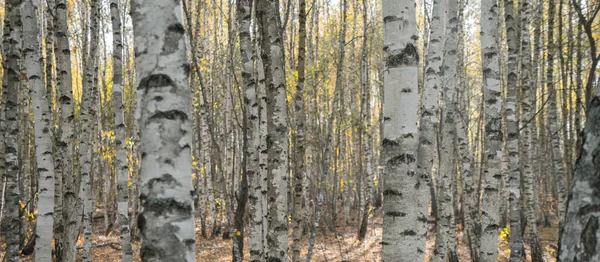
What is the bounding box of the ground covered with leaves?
[0,208,561,261]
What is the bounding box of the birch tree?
[480,0,504,259]
[546,0,567,228]
[503,0,524,259]
[256,0,290,260]
[381,0,427,260]
[292,0,307,260]
[111,0,133,259]
[357,0,373,241]
[433,0,459,260]
[236,0,255,259]
[79,0,100,260]
[54,0,79,260]
[131,0,196,260]
[21,0,56,259]
[1,0,22,260]
[417,0,443,243]
[558,96,600,262]
[519,0,543,261]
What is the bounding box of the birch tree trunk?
[503,0,524,260]
[558,96,600,262]
[546,0,567,227]
[54,0,78,260]
[292,0,307,260]
[131,0,196,260]
[381,0,426,260]
[479,0,503,260]
[111,0,133,259]
[79,1,100,260]
[256,0,290,260]
[2,0,22,260]
[519,1,543,261]
[417,0,444,252]
[433,0,459,260]
[357,0,373,242]
[236,0,254,259]
[21,0,56,260]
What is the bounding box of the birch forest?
[1,0,600,261]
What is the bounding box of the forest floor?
[1,208,560,261]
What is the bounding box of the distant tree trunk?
[433,0,459,261]
[292,0,307,260]
[381,0,426,260]
[131,0,196,260]
[479,0,503,260]
[558,96,600,260]
[110,0,133,259]
[305,0,347,257]
[22,0,56,260]
[80,1,100,260]
[256,48,269,259]
[256,0,290,260]
[54,0,79,260]
[357,0,373,242]
[504,0,524,260]
[417,0,443,240]
[545,0,567,228]
[519,0,543,261]
[2,0,22,260]
[235,0,254,259]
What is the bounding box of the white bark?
[479,0,503,260]
[111,0,133,259]
[381,0,427,260]
[519,1,543,261]
[21,0,56,260]
[54,0,78,260]
[256,0,289,260]
[79,1,100,261]
[504,0,523,260]
[433,0,459,260]
[237,0,256,260]
[131,0,196,260]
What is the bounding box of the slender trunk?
[235,0,254,259]
[381,0,426,260]
[546,0,567,227]
[2,0,22,260]
[418,0,444,247]
[110,0,133,259]
[504,0,524,260]
[479,0,503,260]
[22,0,57,260]
[256,0,289,260]
[80,1,100,260]
[433,0,459,260]
[292,0,307,260]
[519,1,543,261]
[357,0,373,242]
[131,0,196,260]
[54,0,78,260]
